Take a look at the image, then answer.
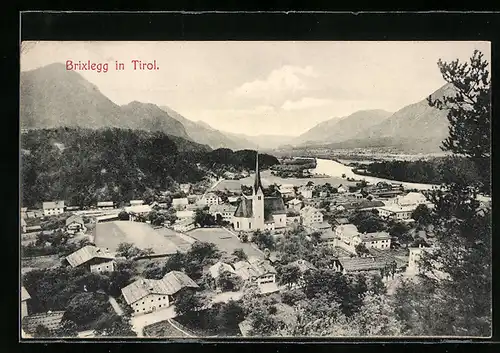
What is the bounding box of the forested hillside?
[20,128,280,208]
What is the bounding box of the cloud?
[281,97,333,111]
[231,65,317,97]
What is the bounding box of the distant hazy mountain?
[21,63,191,140]
[120,101,190,140]
[336,83,453,153]
[292,109,393,146]
[353,84,453,143]
[159,106,252,150]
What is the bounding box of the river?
[311,158,439,191]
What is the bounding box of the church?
[233,153,287,232]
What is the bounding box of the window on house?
[163,296,166,299]
[142,301,144,304]
[159,305,161,308]
[258,196,262,200]
[136,310,139,313]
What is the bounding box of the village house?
[97,201,114,210]
[65,215,86,235]
[298,185,313,199]
[320,228,338,248]
[130,200,145,206]
[22,311,65,336]
[125,204,153,221]
[278,184,295,197]
[172,197,189,210]
[407,245,424,276]
[65,245,116,273]
[287,198,303,212]
[332,217,350,227]
[356,231,392,249]
[200,192,222,206]
[378,204,415,220]
[335,224,360,246]
[337,185,348,194]
[209,204,237,223]
[42,201,65,216]
[300,205,324,226]
[121,271,199,315]
[209,261,236,280]
[173,218,196,233]
[233,256,279,294]
[233,153,287,232]
[175,210,195,220]
[21,286,31,319]
[228,196,240,204]
[307,221,332,234]
[395,192,433,208]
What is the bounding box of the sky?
[21,41,491,136]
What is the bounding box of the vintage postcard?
[20,41,491,339]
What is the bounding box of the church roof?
[234,195,287,220]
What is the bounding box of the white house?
[42,201,65,216]
[208,261,236,280]
[130,200,145,206]
[90,260,116,274]
[300,206,323,227]
[200,192,221,206]
[233,257,277,293]
[175,210,195,220]
[65,215,86,235]
[278,184,295,197]
[209,204,237,223]
[97,201,114,210]
[299,186,313,199]
[173,218,195,233]
[397,192,429,207]
[335,224,360,245]
[121,271,199,315]
[287,198,303,212]
[172,198,189,210]
[337,185,348,194]
[356,231,391,249]
[65,245,115,272]
[378,205,415,220]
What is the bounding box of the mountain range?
[21,63,453,154]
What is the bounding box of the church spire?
[254,151,263,194]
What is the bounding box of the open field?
[187,228,263,259]
[94,221,188,255]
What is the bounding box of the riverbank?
[311,158,438,190]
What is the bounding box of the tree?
[33,324,53,338]
[174,289,206,317]
[412,204,432,226]
[55,320,78,337]
[64,292,110,328]
[355,243,370,257]
[216,271,243,292]
[428,49,491,194]
[252,231,275,251]
[388,221,411,245]
[93,313,136,337]
[215,300,246,333]
[240,233,249,243]
[232,248,247,261]
[279,264,302,288]
[349,211,384,233]
[194,208,216,227]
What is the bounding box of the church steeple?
[253,151,264,194]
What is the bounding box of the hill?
[21,63,196,143]
[159,106,249,150]
[292,109,393,146]
[350,83,453,152]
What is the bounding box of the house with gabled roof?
[121,271,199,315]
[65,245,115,273]
[233,152,287,232]
[22,311,65,336]
[65,215,86,235]
[42,201,65,216]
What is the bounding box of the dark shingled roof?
[233,196,287,220]
[254,152,264,194]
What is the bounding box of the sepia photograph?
[19,40,491,339]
